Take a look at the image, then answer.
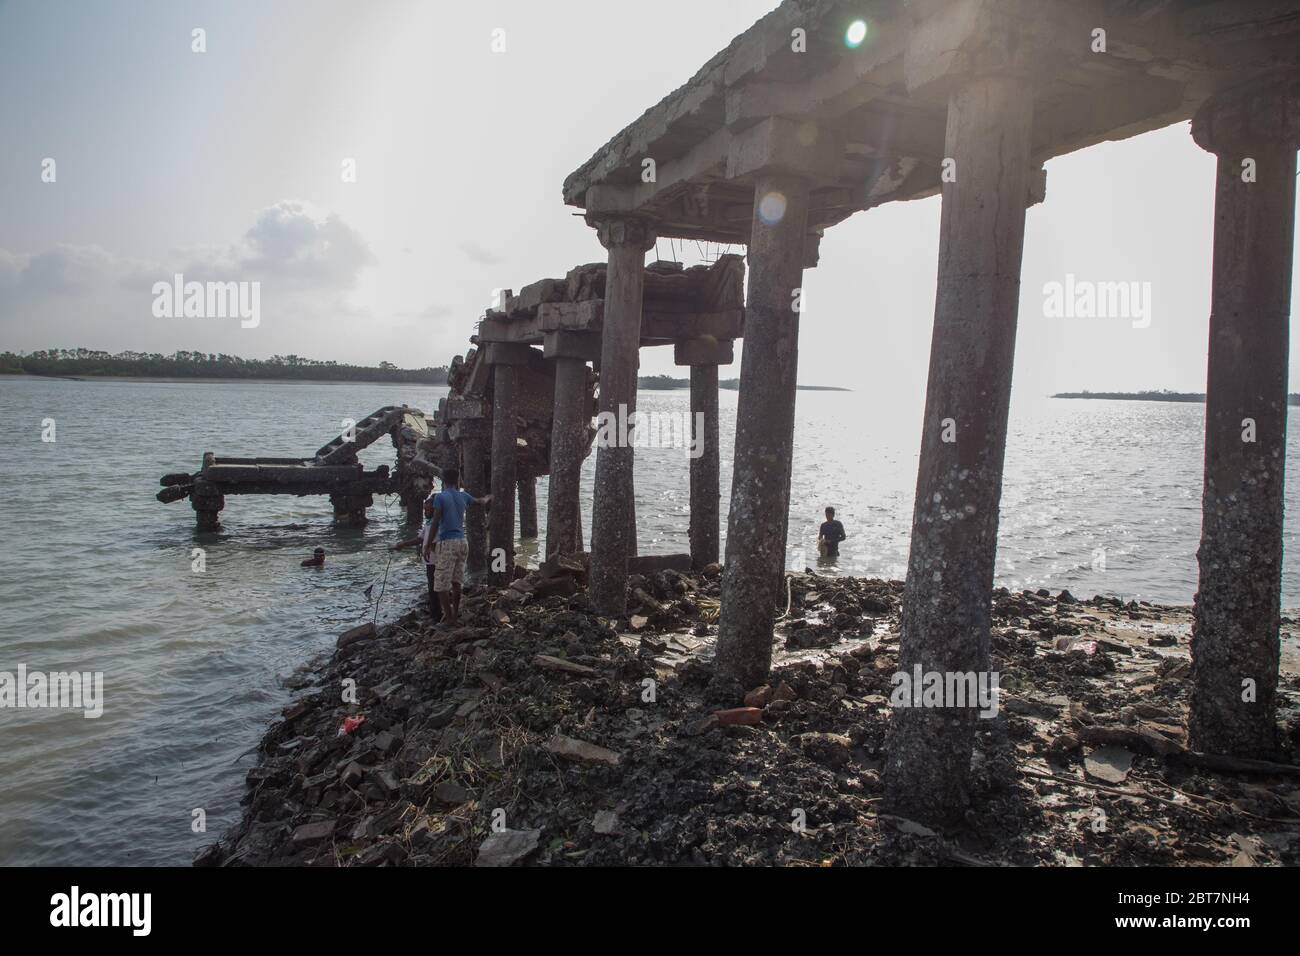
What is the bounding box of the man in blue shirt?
[423,467,490,625]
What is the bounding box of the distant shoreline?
[641,375,850,392]
[1,371,852,391]
[0,371,446,387]
[1054,391,1300,405]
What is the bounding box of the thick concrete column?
[544,332,595,557]
[1188,80,1300,758]
[714,172,811,687]
[676,338,730,569]
[587,216,656,614]
[882,74,1035,823]
[450,420,492,575]
[517,476,538,539]
[485,343,533,584]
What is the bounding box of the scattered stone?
[744,685,774,709]
[534,654,597,676]
[544,734,621,765]
[593,810,620,835]
[337,622,376,649]
[433,781,470,804]
[291,820,336,845]
[1084,746,1134,785]
[714,707,762,727]
[475,828,541,867]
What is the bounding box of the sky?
[1,0,1297,401]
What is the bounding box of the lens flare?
[757,191,788,226]
[845,19,868,49]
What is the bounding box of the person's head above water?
[825,507,835,519]
[442,467,460,488]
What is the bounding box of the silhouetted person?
[818,507,846,558]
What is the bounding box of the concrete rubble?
[201,569,1300,867]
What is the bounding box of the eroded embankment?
[203,559,1300,867]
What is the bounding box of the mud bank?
[203,561,1300,867]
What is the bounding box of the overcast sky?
[2,0,1297,401]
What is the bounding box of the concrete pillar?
[329,493,372,527]
[517,476,538,539]
[882,74,1035,823]
[587,215,656,614]
[714,172,810,688]
[676,338,730,569]
[457,427,491,575]
[544,332,597,558]
[486,344,532,584]
[1188,80,1300,758]
[689,363,720,568]
[191,480,224,532]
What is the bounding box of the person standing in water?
[818,507,847,558]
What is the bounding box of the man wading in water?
[818,506,847,559]
[423,468,490,626]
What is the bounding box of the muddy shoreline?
[203,561,1300,867]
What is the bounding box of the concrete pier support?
[517,476,538,539]
[544,336,594,558]
[587,215,656,614]
[191,478,224,532]
[882,74,1035,823]
[456,425,491,575]
[486,344,532,584]
[1188,81,1300,757]
[329,492,372,527]
[676,338,729,569]
[714,171,811,688]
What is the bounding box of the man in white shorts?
[423,467,490,625]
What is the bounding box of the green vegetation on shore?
[1054,389,1300,405]
[639,373,849,392]
[0,349,449,384]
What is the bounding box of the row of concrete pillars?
[568,74,1293,819]
[448,72,1296,820]
[873,74,1297,819]
[464,253,726,594]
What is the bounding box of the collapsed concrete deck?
[564,0,1300,242]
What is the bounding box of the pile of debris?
[203,564,1300,867]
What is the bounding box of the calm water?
[2,375,1299,865]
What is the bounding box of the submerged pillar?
[1188,80,1299,757]
[486,344,532,584]
[587,215,656,614]
[517,476,538,540]
[882,73,1035,823]
[676,338,730,569]
[714,169,811,688]
[191,478,224,532]
[544,331,597,557]
[329,493,372,527]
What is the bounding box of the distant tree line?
[638,373,847,392]
[0,349,449,384]
[1053,389,1300,405]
